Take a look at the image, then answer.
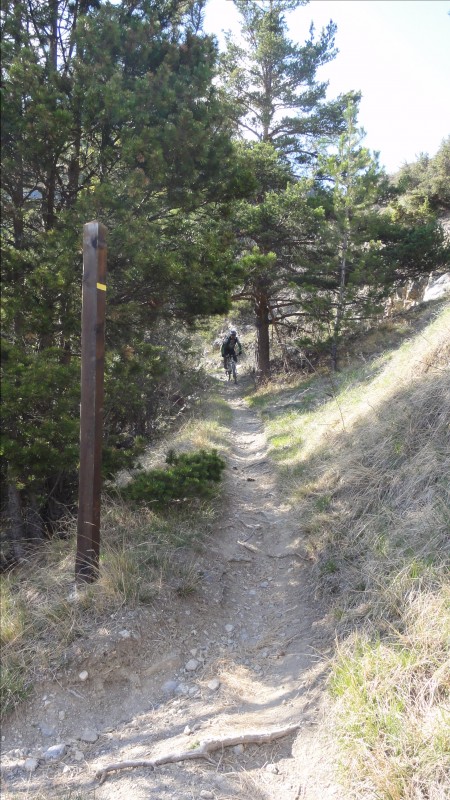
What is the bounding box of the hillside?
[1,298,449,800]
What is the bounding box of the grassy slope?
[248,301,450,800]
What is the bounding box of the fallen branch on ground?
[95,722,301,784]
[238,539,259,553]
[266,550,307,560]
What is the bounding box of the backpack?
[221,334,235,356]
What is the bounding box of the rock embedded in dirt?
[162,679,178,695]
[78,670,88,682]
[23,757,39,773]
[79,729,98,743]
[44,743,66,761]
[185,659,199,671]
[207,678,220,691]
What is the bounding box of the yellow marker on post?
[97,282,106,291]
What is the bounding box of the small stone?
[176,683,190,696]
[79,729,98,743]
[185,659,199,672]
[233,744,244,754]
[44,744,66,761]
[119,629,131,638]
[78,670,88,682]
[162,680,178,695]
[73,750,84,762]
[199,792,214,799]
[265,763,279,774]
[39,723,56,737]
[23,757,39,773]
[207,678,220,691]
[190,648,198,657]
[259,581,269,588]
[225,624,234,633]
[59,711,66,721]
[184,725,192,735]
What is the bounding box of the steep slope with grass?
[250,300,450,799]
[0,301,449,800]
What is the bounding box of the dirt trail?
[2,382,343,800]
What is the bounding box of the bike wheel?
[232,360,237,384]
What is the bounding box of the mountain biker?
[221,328,242,370]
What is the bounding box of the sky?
[203,0,450,175]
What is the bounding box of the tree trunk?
[255,292,271,381]
[331,230,349,371]
[44,0,59,231]
[24,495,45,544]
[7,481,25,562]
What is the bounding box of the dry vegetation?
[0,392,233,720]
[249,300,450,799]
[1,303,449,800]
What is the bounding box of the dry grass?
[250,301,450,799]
[0,387,233,719]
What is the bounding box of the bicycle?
[224,354,238,384]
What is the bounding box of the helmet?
[230,328,237,335]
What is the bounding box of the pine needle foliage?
[121,449,226,509]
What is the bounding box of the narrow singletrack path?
[2,381,342,800]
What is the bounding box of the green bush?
[122,449,226,510]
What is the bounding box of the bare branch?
[95,723,301,785]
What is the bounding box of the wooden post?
[75,221,107,583]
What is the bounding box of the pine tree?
[221,0,355,378]
[300,103,449,369]
[315,102,386,369]
[1,0,246,556]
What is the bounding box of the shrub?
[121,449,226,509]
